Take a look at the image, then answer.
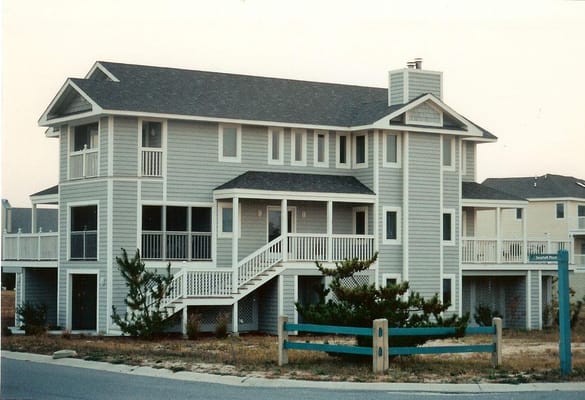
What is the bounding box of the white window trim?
[335,132,351,169]
[555,202,566,220]
[353,132,368,169]
[352,206,368,235]
[313,130,329,168]
[442,274,456,311]
[290,128,307,166]
[68,201,100,261]
[138,118,166,177]
[218,123,242,163]
[382,206,402,244]
[267,127,284,165]
[382,132,401,168]
[218,202,241,238]
[381,273,402,288]
[442,209,455,246]
[461,141,467,176]
[515,208,523,221]
[68,120,100,180]
[442,135,456,171]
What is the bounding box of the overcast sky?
[2,0,585,206]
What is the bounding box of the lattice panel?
[238,295,255,324]
[327,273,371,302]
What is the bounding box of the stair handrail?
[238,236,284,287]
[145,269,186,312]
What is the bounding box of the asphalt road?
[2,356,585,400]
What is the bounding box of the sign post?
[557,249,572,377]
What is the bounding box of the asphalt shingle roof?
[215,171,375,195]
[462,182,526,201]
[31,185,59,197]
[482,174,585,199]
[63,61,495,139]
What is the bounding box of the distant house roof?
[482,174,585,200]
[215,171,375,195]
[462,182,526,201]
[31,185,59,197]
[41,61,496,140]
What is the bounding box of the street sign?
[528,253,558,262]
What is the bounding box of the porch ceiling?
[214,171,376,203]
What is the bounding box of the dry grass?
[2,327,585,383]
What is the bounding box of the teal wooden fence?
[277,316,502,373]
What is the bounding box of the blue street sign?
[528,253,558,262]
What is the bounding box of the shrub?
[186,313,202,340]
[474,304,503,327]
[16,301,48,335]
[215,312,230,339]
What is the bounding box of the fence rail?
[278,316,502,373]
[2,230,58,261]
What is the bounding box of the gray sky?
[2,0,585,207]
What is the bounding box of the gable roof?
[215,171,374,195]
[483,174,585,200]
[462,182,525,201]
[39,61,496,140]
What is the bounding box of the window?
[443,211,454,244]
[218,203,241,238]
[516,208,523,220]
[353,207,368,235]
[219,124,241,162]
[382,273,401,288]
[442,136,454,169]
[72,123,99,152]
[383,207,401,244]
[442,276,455,308]
[142,121,162,148]
[291,129,307,166]
[70,205,97,260]
[141,205,212,260]
[336,133,350,168]
[578,205,585,229]
[268,127,284,165]
[313,130,329,167]
[556,203,565,219]
[353,133,368,168]
[70,122,99,179]
[383,132,401,167]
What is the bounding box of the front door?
[267,208,295,242]
[71,274,97,330]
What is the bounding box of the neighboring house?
[2,60,554,335]
[480,174,585,303]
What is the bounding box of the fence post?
[491,317,502,367]
[278,315,288,366]
[372,318,388,373]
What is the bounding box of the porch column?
[327,200,333,262]
[281,199,288,261]
[232,301,239,334]
[31,204,38,233]
[496,207,502,264]
[522,206,528,263]
[232,197,239,293]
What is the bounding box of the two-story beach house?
[2,60,562,334]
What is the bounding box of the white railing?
[185,270,233,296]
[2,230,58,261]
[141,231,212,261]
[238,236,283,287]
[332,235,375,261]
[288,234,328,261]
[462,238,572,264]
[287,233,375,262]
[142,149,163,177]
[69,148,98,179]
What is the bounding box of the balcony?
[462,238,571,264]
[142,231,212,261]
[2,230,58,261]
[287,233,375,262]
[70,148,98,179]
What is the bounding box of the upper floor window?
[353,207,368,235]
[70,204,97,260]
[268,127,284,165]
[313,130,329,167]
[442,136,455,170]
[383,206,401,244]
[336,133,350,169]
[442,275,455,309]
[579,205,585,229]
[353,133,368,168]
[556,203,565,219]
[443,210,455,244]
[383,132,401,168]
[291,129,307,166]
[70,122,99,179]
[516,208,523,220]
[219,124,241,162]
[141,120,164,177]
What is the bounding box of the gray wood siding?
[258,277,279,334]
[530,272,540,330]
[24,268,58,326]
[113,117,138,177]
[141,181,163,201]
[389,72,404,106]
[59,92,92,115]
[99,117,109,176]
[443,139,460,277]
[408,72,442,100]
[281,275,297,321]
[408,102,441,124]
[333,203,354,234]
[59,125,68,181]
[408,133,441,298]
[352,131,374,191]
[462,142,476,182]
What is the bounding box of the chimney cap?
[407,58,423,69]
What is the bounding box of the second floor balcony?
[2,230,58,261]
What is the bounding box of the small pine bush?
[215,312,230,339]
[186,313,202,340]
[16,301,48,335]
